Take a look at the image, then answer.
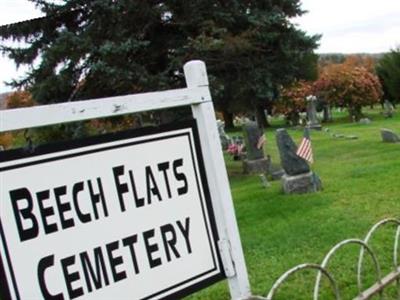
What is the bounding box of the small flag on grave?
[257,134,266,149]
[296,127,313,163]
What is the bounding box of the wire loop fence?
[260,218,400,300]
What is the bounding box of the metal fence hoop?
[357,218,400,292]
[313,239,382,300]
[395,226,400,300]
[266,263,340,300]
[394,225,400,269]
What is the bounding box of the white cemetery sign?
[0,61,251,300]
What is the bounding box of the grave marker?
[306,95,322,130]
[242,121,270,174]
[276,129,322,194]
[381,128,400,143]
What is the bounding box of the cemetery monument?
[306,95,322,130]
[242,121,270,174]
[276,128,322,194]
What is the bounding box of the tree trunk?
[322,105,332,123]
[288,111,300,126]
[255,104,269,128]
[349,105,362,122]
[222,110,234,130]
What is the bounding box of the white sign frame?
[1,121,224,300]
[0,61,251,300]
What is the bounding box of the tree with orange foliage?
[6,91,35,109]
[0,133,13,149]
[0,91,36,149]
[276,80,314,125]
[315,58,382,121]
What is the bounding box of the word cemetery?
[0,61,251,300]
[0,123,224,300]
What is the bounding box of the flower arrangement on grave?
[227,138,245,160]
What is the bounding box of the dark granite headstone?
[242,121,264,160]
[241,121,270,174]
[381,128,400,143]
[276,129,310,176]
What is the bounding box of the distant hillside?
[318,53,385,65]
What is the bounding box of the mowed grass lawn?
[188,108,400,300]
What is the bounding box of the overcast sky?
[1,0,399,93]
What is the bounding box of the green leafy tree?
[0,0,319,128]
[376,47,400,104]
[175,1,320,127]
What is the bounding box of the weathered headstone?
[306,95,322,130]
[383,100,394,118]
[359,118,372,125]
[243,121,264,160]
[276,128,322,194]
[242,121,270,174]
[381,128,400,143]
[216,120,232,150]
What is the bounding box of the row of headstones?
[218,123,400,195]
[218,120,322,194]
[303,98,395,125]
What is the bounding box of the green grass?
[187,108,400,299]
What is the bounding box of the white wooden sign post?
[0,61,251,300]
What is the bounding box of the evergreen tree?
[0,0,319,127]
[376,48,400,104]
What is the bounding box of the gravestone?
[383,100,394,118]
[216,120,232,150]
[0,145,4,151]
[276,129,310,175]
[276,129,322,194]
[381,128,400,143]
[359,118,372,124]
[306,95,322,130]
[242,121,270,174]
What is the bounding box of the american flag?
[296,127,313,163]
[257,134,266,149]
